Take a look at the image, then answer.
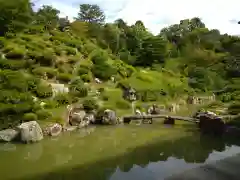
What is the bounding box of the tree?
[136,36,167,66]
[35,5,60,30]
[76,4,105,24]
[0,0,33,35]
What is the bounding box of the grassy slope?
[0,29,198,123]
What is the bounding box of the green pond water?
[0,123,240,180]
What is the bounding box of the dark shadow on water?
[12,132,240,180]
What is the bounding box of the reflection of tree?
[19,134,239,180]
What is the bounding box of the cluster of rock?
[187,94,215,105]
[67,104,121,127]
[0,121,44,143]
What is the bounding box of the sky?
[33,0,240,35]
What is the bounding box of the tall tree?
[35,5,60,30]
[76,4,105,24]
[0,0,33,35]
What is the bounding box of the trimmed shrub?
[43,100,58,109]
[56,73,72,83]
[22,113,37,121]
[0,59,26,70]
[5,48,25,59]
[228,103,240,115]
[35,84,53,98]
[68,56,79,64]
[69,83,88,97]
[116,99,131,109]
[35,51,56,66]
[65,47,77,55]
[54,93,71,105]
[83,98,98,111]
[32,67,58,79]
[81,74,91,82]
[77,66,89,75]
[36,109,52,120]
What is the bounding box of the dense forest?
[0,0,239,129]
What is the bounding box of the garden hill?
[0,1,239,129]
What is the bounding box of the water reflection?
[14,134,240,180]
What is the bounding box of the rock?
[70,110,86,126]
[63,126,78,132]
[198,114,225,135]
[164,117,175,125]
[0,129,19,142]
[168,103,180,113]
[135,109,142,116]
[103,109,117,125]
[78,120,90,128]
[17,121,43,143]
[43,123,62,137]
[84,113,96,124]
[147,104,161,115]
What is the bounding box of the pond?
[0,123,240,180]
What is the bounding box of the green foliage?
[0,0,33,35]
[76,4,105,24]
[5,48,25,59]
[54,93,71,105]
[34,83,53,98]
[32,67,58,78]
[0,2,240,128]
[56,73,72,83]
[81,74,92,82]
[22,113,37,121]
[83,98,99,111]
[36,109,53,120]
[0,58,26,70]
[116,99,131,109]
[35,51,56,66]
[77,66,89,75]
[42,100,58,109]
[228,103,240,115]
[69,80,88,97]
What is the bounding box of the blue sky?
[33,0,240,35]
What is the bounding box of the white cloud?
[34,0,240,35]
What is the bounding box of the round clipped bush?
[57,73,72,83]
[43,100,58,109]
[35,51,56,66]
[35,84,53,98]
[22,113,38,121]
[83,98,98,111]
[5,48,25,59]
[54,93,71,105]
[65,47,77,55]
[32,67,58,79]
[116,99,131,109]
[81,74,91,82]
[68,56,79,64]
[36,109,52,120]
[78,66,89,75]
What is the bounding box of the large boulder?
[0,129,19,142]
[102,109,117,125]
[198,114,225,135]
[17,121,43,143]
[69,110,86,126]
[147,104,162,115]
[43,123,62,136]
